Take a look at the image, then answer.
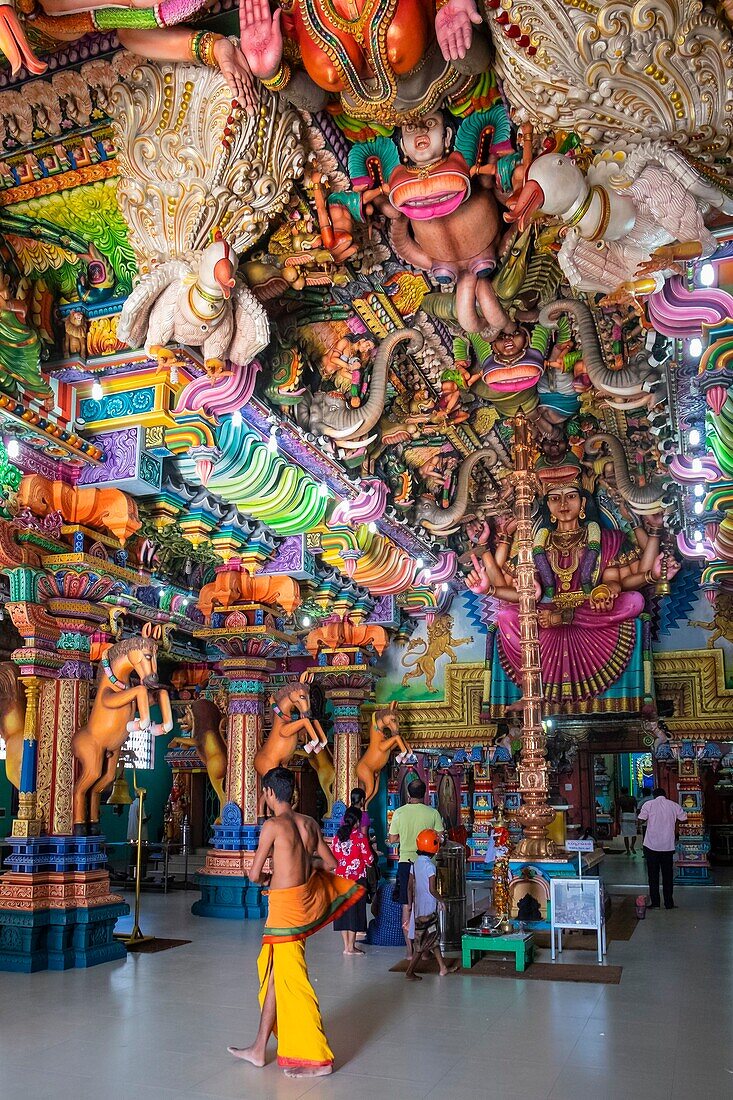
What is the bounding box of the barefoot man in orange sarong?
[228,766,364,1078]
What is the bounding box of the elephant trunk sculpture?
[413,447,498,533]
[585,433,665,514]
[296,327,424,447]
[539,299,660,399]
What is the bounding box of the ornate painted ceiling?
[0,0,732,716]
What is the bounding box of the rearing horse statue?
[0,662,26,791]
[254,673,334,815]
[254,673,328,779]
[72,625,173,835]
[168,699,227,820]
[355,700,413,808]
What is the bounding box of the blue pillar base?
[0,835,130,972]
[192,873,267,920]
[0,901,129,972]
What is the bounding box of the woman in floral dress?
[332,806,374,955]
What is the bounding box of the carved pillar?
[219,659,273,831]
[511,414,556,859]
[36,594,108,836]
[13,677,41,838]
[191,639,278,921]
[314,669,375,830]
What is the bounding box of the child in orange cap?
[405,829,460,981]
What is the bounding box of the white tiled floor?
[0,881,730,1099]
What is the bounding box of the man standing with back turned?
[228,767,363,1078]
[638,787,687,910]
[388,778,444,957]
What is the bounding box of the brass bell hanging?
[655,558,671,598]
[108,761,133,806]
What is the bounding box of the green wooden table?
[462,931,535,972]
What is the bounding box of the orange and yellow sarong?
[258,870,364,1070]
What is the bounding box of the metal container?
[435,841,466,954]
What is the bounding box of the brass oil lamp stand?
[510,413,557,860]
[110,754,155,947]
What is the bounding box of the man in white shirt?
[637,788,687,909]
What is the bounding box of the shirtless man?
[228,767,361,1078]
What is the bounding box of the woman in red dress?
[332,806,374,955]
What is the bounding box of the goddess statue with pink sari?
[467,481,679,708]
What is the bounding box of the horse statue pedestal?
[192,803,268,921]
[0,835,128,972]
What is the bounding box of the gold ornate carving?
[653,649,733,736]
[487,0,733,164]
[374,663,494,747]
[110,62,305,268]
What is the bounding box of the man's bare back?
[250,807,336,890]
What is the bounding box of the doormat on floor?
[389,955,622,984]
[124,938,192,954]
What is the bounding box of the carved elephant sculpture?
[585,433,666,515]
[539,299,663,408]
[295,328,423,450]
[17,474,141,545]
[413,447,498,534]
[198,568,301,619]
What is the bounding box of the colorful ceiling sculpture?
[0,0,731,715]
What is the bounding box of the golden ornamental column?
[510,413,556,859]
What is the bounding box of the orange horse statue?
[72,625,173,835]
[254,673,328,778]
[254,673,335,814]
[168,699,227,820]
[0,662,26,791]
[355,701,413,807]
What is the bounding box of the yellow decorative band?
[262,62,292,92]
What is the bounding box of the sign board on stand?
[550,877,606,964]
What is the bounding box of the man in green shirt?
[387,778,444,957]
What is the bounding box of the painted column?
[12,677,41,838]
[221,664,271,833]
[34,594,108,836]
[317,670,375,828]
[192,653,275,920]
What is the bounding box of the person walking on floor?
[387,778,444,958]
[332,806,373,955]
[638,787,687,910]
[616,787,639,855]
[227,767,363,1078]
[405,829,459,981]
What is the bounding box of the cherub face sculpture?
[390,112,468,221]
[400,113,451,167]
[480,327,543,394]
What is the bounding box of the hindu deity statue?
[0,0,495,119]
[237,0,493,122]
[332,107,521,338]
[467,477,679,708]
[456,326,546,415]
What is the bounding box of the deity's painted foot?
[88,821,102,837]
[73,822,88,837]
